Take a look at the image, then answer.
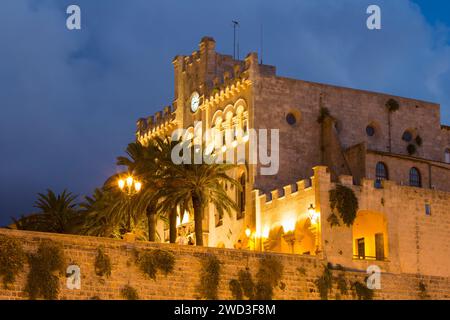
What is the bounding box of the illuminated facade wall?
[134,38,450,278]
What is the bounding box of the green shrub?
[0,235,26,288]
[121,285,139,300]
[25,240,66,300]
[229,279,243,300]
[407,144,417,155]
[329,184,358,227]
[198,254,221,300]
[238,269,255,299]
[135,249,175,280]
[317,107,331,123]
[385,99,400,112]
[315,264,333,300]
[229,256,284,300]
[352,281,374,300]
[94,248,112,277]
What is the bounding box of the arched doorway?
[352,211,388,261]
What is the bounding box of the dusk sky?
[1,0,449,225]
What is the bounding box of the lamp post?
[118,175,142,241]
[307,204,321,254]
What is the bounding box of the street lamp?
[118,175,142,195]
[308,204,319,225]
[117,175,143,241]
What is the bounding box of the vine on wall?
[418,281,430,300]
[121,284,139,300]
[198,254,221,300]
[134,248,175,280]
[315,264,333,300]
[25,240,66,300]
[329,184,359,227]
[0,235,26,289]
[352,280,374,300]
[229,256,284,300]
[94,248,112,277]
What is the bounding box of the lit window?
[409,167,421,188]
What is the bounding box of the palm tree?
[155,158,240,246]
[13,189,78,234]
[117,138,178,242]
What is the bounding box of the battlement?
[257,178,313,205]
[136,105,176,142]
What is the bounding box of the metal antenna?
[260,23,263,64]
[232,20,239,59]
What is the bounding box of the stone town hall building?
[136,37,450,278]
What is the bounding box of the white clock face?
[191,92,200,113]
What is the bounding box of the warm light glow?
[134,181,142,192]
[232,140,238,148]
[126,176,133,188]
[221,145,227,152]
[245,227,251,238]
[181,211,189,224]
[308,204,319,225]
[118,179,125,190]
[176,215,181,227]
[282,218,296,233]
[205,143,214,155]
[242,134,249,142]
[262,225,270,238]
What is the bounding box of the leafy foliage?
[121,285,139,300]
[13,189,79,234]
[229,279,243,300]
[94,248,112,277]
[329,184,359,227]
[239,269,256,299]
[198,254,221,300]
[336,273,348,296]
[25,240,66,300]
[317,107,331,123]
[326,212,341,228]
[418,281,430,300]
[152,143,240,246]
[255,256,284,300]
[229,257,284,300]
[0,235,26,288]
[134,249,175,280]
[315,264,333,300]
[352,281,374,300]
[415,135,423,146]
[407,143,417,155]
[385,98,400,113]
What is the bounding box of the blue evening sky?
[0,0,449,225]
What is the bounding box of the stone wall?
[0,228,449,300]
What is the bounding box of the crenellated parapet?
[136,105,177,145]
[200,77,252,111]
[256,178,313,206]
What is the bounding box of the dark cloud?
[0,0,449,225]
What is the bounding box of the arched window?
[445,149,450,164]
[409,167,421,188]
[375,162,388,188]
[237,174,246,219]
[376,162,388,180]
